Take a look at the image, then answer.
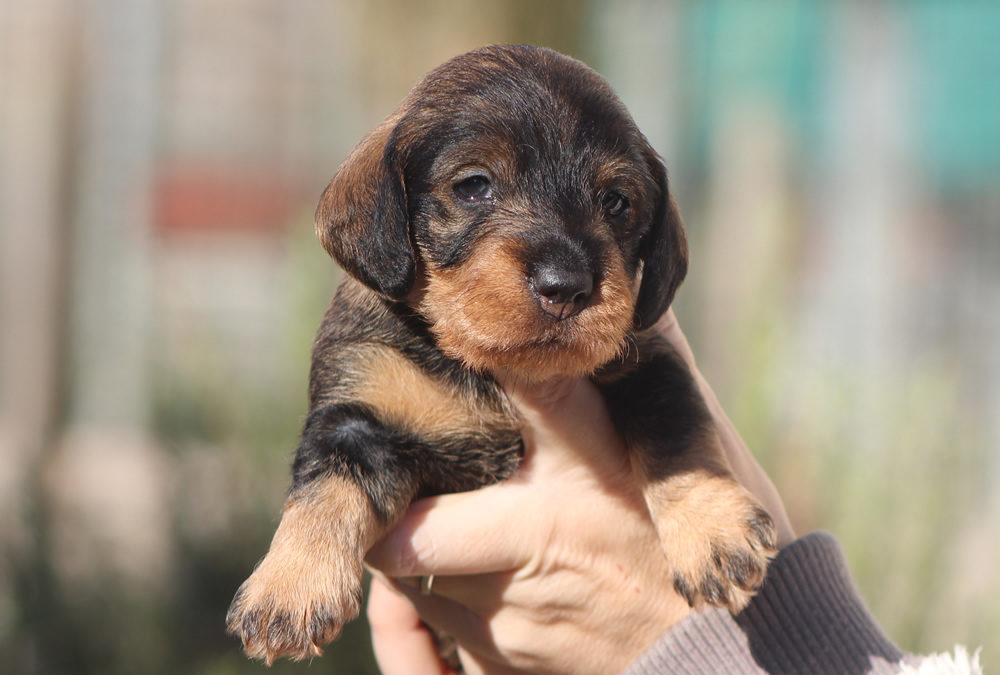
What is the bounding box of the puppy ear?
[315,114,415,301]
[634,154,689,330]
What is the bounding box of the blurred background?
[2,0,998,673]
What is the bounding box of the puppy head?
[317,45,687,380]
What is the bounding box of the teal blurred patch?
[907,1,1000,187]
[681,0,829,167]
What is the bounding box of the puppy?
[227,44,776,664]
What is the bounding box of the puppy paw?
[226,546,363,664]
[227,475,381,663]
[652,478,777,613]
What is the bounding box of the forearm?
[625,531,908,675]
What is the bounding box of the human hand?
[366,310,794,674]
[367,375,689,674]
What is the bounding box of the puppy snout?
[529,263,595,320]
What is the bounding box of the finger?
[375,576,527,674]
[376,573,500,614]
[392,579,502,663]
[407,570,516,612]
[367,488,533,577]
[457,646,531,675]
[367,577,455,675]
[456,649,489,675]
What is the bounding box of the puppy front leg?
[226,403,420,663]
[631,430,777,612]
[226,475,374,664]
[598,340,777,613]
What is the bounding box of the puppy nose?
[529,264,594,320]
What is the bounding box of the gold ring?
[419,574,435,595]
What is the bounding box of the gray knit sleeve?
[624,531,907,674]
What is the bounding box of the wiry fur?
[227,45,776,664]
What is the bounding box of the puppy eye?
[602,191,629,218]
[454,175,493,201]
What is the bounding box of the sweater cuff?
[625,531,905,674]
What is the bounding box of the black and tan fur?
[227,45,776,664]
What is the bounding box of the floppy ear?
[314,114,415,301]
[633,153,689,330]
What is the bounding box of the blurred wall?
[1,1,998,673]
